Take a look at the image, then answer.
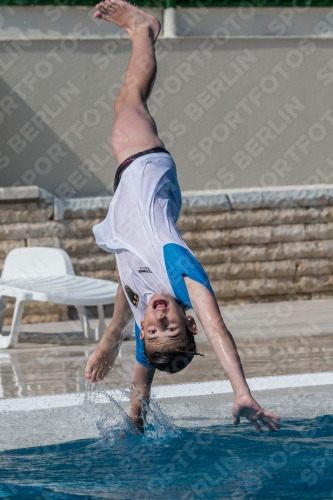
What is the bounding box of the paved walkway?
[5,298,332,341]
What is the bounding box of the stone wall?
[1,186,333,324]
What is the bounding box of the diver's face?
[140,292,196,347]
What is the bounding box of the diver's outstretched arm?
[84,268,133,382]
[184,276,281,433]
[130,362,155,432]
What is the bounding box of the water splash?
[83,381,137,441]
[83,378,181,441]
[143,398,181,439]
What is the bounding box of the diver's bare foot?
[84,339,118,382]
[94,0,160,42]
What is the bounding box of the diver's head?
[140,292,202,374]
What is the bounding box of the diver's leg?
[94,0,164,165]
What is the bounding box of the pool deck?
[0,298,332,450]
[1,383,333,451]
[1,298,332,399]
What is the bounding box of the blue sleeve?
[163,243,215,308]
[135,322,153,368]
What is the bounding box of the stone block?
[306,207,333,223]
[255,260,304,279]
[305,222,333,240]
[54,196,112,220]
[205,259,333,281]
[192,247,232,265]
[266,240,333,261]
[222,292,333,305]
[0,221,63,240]
[212,275,333,300]
[182,224,306,248]
[178,211,272,231]
[64,208,109,219]
[61,237,105,255]
[205,262,256,280]
[0,186,39,201]
[4,314,64,326]
[223,207,333,229]
[311,291,333,301]
[228,244,280,263]
[82,269,118,281]
[178,207,333,232]
[225,210,269,228]
[212,280,237,299]
[225,208,291,228]
[4,301,68,324]
[27,237,61,248]
[272,224,306,242]
[62,218,104,238]
[194,239,333,265]
[177,214,221,232]
[261,187,333,208]
[0,202,53,224]
[181,191,231,212]
[220,186,333,210]
[227,190,263,210]
[297,259,333,276]
[182,230,224,249]
[0,240,26,258]
[71,254,116,274]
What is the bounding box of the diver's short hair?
[144,324,203,374]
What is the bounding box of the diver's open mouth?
[153,299,168,309]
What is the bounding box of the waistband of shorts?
[113,147,171,193]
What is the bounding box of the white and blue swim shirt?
[92,151,214,368]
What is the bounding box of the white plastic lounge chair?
[0,247,118,348]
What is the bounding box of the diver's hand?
[232,394,281,433]
[84,336,119,382]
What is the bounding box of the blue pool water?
[1,410,333,500]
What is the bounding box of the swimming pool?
[1,400,333,500]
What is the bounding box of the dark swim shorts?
[113,146,170,193]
